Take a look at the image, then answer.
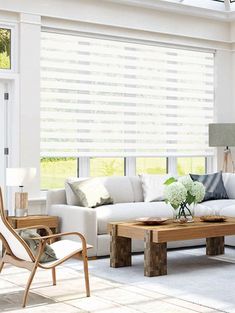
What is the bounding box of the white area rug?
[1,247,235,312]
[75,247,235,313]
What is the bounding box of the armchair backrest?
[0,188,34,262]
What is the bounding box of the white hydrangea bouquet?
[164,176,205,222]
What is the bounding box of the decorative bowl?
[200,215,227,223]
[135,217,169,225]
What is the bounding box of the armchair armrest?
[32,232,93,252]
[15,225,53,235]
[15,225,53,243]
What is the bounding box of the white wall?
[0,0,235,203]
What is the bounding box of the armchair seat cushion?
[50,239,92,260]
[96,202,174,235]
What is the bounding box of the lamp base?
[15,208,28,217]
[15,192,28,217]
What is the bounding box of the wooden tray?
[135,217,169,225]
[200,215,227,223]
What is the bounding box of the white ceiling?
[106,0,235,20]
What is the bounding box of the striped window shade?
[40,31,214,157]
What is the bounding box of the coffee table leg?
[144,230,167,277]
[110,225,131,268]
[206,236,224,256]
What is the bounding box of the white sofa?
[47,173,235,257]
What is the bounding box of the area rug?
[76,247,235,313]
[1,247,235,312]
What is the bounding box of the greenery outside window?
[0,28,11,69]
[41,157,77,190]
[90,158,125,177]
[177,157,206,176]
[136,158,167,175]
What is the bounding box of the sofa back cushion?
[129,176,144,202]
[65,176,136,205]
[139,174,171,202]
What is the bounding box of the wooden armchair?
[0,187,92,307]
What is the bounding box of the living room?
[1,0,235,312]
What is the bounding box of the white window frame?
[0,22,17,74]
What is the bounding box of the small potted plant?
[164,176,205,223]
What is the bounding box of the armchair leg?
[52,267,56,285]
[0,252,6,273]
[0,259,4,273]
[82,251,90,297]
[22,265,38,308]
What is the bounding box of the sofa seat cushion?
[96,202,174,234]
[200,199,235,215]
[218,205,235,217]
[193,204,214,216]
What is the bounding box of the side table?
[7,215,59,234]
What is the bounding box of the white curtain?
[41,31,214,157]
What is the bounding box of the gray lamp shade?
[209,123,235,147]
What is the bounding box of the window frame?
[0,23,17,73]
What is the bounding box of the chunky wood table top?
[108,217,235,243]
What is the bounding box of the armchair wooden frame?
[0,188,91,307]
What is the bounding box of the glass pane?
[177,157,206,176]
[41,157,77,189]
[0,29,11,69]
[136,158,167,174]
[90,158,124,176]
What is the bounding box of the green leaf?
[164,177,177,185]
[186,192,195,205]
[171,203,179,210]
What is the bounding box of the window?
[136,158,167,174]
[41,157,77,189]
[90,158,124,176]
[177,157,206,176]
[40,31,214,187]
[0,28,11,69]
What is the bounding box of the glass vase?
[174,203,194,223]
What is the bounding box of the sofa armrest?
[49,204,97,256]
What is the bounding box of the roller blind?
[40,31,214,157]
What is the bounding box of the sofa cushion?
[222,173,235,199]
[65,176,135,205]
[193,203,215,216]
[65,177,86,206]
[99,176,135,203]
[219,204,235,217]
[201,199,235,215]
[96,202,174,234]
[69,178,113,208]
[139,174,171,202]
[129,176,144,202]
[190,171,228,202]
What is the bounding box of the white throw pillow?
[139,174,172,202]
[69,178,113,208]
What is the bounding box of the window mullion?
[168,156,177,176]
[125,157,136,176]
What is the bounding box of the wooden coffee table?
[108,218,235,277]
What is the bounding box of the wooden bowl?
[135,217,169,225]
[200,215,227,223]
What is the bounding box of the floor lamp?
[209,123,235,173]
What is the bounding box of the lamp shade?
[6,168,36,186]
[209,123,235,147]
